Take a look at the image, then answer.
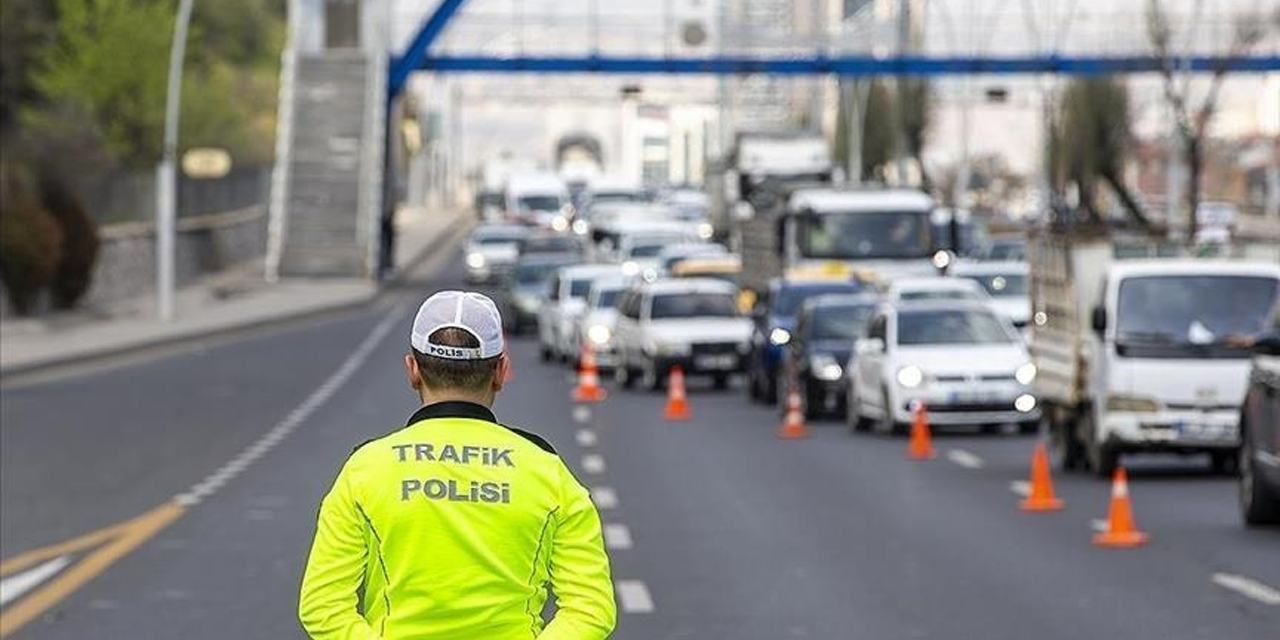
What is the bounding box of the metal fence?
[75,166,271,225]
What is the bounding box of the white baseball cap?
[411,291,505,360]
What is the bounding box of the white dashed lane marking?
[572,406,592,424]
[615,580,654,613]
[1212,573,1280,606]
[591,487,618,509]
[576,429,598,447]
[946,449,985,469]
[1009,480,1031,498]
[603,524,633,550]
[582,454,606,474]
[174,304,407,507]
[1090,519,1109,533]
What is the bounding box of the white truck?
[1029,231,1280,476]
[737,186,944,294]
[710,131,833,240]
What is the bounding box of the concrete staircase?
[277,51,382,277]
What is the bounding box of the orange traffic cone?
[1019,442,1065,511]
[662,366,692,421]
[572,342,607,403]
[906,402,936,460]
[1092,467,1149,548]
[777,383,808,439]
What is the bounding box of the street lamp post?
[156,0,196,322]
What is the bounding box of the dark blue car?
[780,295,879,419]
[746,278,868,405]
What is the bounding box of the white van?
[505,173,571,230]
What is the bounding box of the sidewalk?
[0,207,470,377]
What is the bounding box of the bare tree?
[1146,0,1276,240]
[1057,77,1152,227]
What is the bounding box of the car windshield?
[774,283,865,316]
[516,262,572,284]
[474,229,526,244]
[799,211,933,259]
[985,241,1025,261]
[960,274,1027,298]
[1115,275,1278,359]
[593,289,624,309]
[899,289,983,302]
[629,243,667,258]
[897,309,1016,345]
[809,305,875,341]
[522,236,579,254]
[569,279,593,298]
[650,293,739,319]
[593,191,644,203]
[478,193,503,207]
[518,195,562,212]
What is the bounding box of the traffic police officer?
[299,291,616,639]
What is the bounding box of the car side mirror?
[1091,306,1107,335]
[1254,331,1280,356]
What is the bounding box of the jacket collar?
[405,401,498,427]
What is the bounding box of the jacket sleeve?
[298,462,379,640]
[537,464,617,640]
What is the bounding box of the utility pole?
[156,0,196,322]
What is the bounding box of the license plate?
[695,355,737,370]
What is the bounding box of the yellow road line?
[0,502,184,638]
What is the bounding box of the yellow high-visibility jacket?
[299,401,616,640]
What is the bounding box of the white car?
[848,301,1041,433]
[951,262,1030,329]
[464,224,529,283]
[537,264,625,362]
[613,279,753,391]
[571,277,634,370]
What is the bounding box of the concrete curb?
[0,216,468,381]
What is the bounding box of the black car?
[746,278,868,405]
[1240,313,1280,526]
[779,294,879,419]
[497,254,580,335]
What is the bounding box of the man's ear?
[405,353,423,391]
[492,353,511,393]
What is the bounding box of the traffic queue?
[467,172,1280,528]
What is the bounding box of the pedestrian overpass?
[265,0,1280,279]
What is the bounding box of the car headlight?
[769,328,791,346]
[551,215,570,232]
[572,219,589,236]
[697,222,714,239]
[1014,394,1037,413]
[896,365,924,388]
[466,252,486,269]
[1106,394,1161,413]
[811,354,843,381]
[587,324,612,345]
[621,261,640,277]
[1015,362,1037,385]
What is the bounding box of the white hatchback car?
[883,277,991,304]
[613,279,753,391]
[571,277,634,370]
[848,301,1040,433]
[537,264,625,362]
[463,224,529,284]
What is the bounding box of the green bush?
[0,164,63,314]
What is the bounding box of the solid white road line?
[0,556,70,607]
[603,524,633,550]
[1009,480,1031,498]
[591,487,618,509]
[576,429,598,447]
[946,449,985,469]
[1212,573,1280,606]
[572,406,592,424]
[174,304,408,507]
[615,580,654,613]
[582,454,607,474]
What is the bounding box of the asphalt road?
[1,252,1276,639]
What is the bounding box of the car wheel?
[1018,420,1039,436]
[1210,451,1237,475]
[1240,417,1280,525]
[801,377,821,420]
[846,385,871,433]
[712,373,730,391]
[879,388,904,436]
[1050,414,1084,472]
[539,344,552,362]
[1086,428,1119,479]
[747,366,762,402]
